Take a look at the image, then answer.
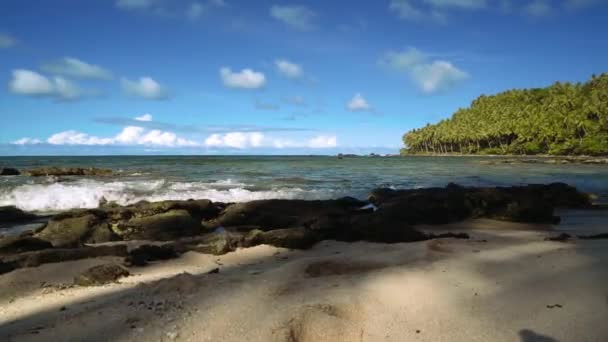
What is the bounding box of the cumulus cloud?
[270,5,316,30]
[8,69,86,101]
[380,47,469,94]
[275,59,303,79]
[43,126,199,147]
[205,132,264,149]
[389,0,486,23]
[347,93,373,112]
[308,135,337,148]
[135,113,153,121]
[524,0,554,16]
[12,138,42,145]
[220,67,266,89]
[0,33,16,48]
[121,77,169,100]
[41,57,113,80]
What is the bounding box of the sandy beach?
[1,214,607,342]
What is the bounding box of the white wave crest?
[0,179,338,212]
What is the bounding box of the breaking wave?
[0,178,340,212]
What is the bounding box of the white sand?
[1,218,607,342]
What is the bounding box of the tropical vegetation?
[401,73,608,156]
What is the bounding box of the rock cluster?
[24,167,114,177]
[0,182,592,276]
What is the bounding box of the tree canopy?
[401,73,608,156]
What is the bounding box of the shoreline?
[2,183,608,341]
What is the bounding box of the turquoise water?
[1,156,607,212]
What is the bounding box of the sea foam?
[0,179,338,212]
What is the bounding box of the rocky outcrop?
[36,214,116,248]
[35,200,222,245]
[74,263,130,286]
[125,245,179,266]
[201,197,367,231]
[0,236,53,255]
[0,168,20,176]
[0,206,39,225]
[368,182,590,225]
[0,245,128,274]
[24,167,114,177]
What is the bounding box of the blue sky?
[1,0,607,155]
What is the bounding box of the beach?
[1,213,607,342]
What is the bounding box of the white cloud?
[11,138,42,145]
[220,67,266,89]
[380,47,469,94]
[8,69,85,100]
[275,59,303,79]
[121,77,169,100]
[135,113,153,121]
[41,57,112,80]
[188,2,205,18]
[390,0,426,20]
[115,0,155,10]
[424,0,486,9]
[270,5,316,30]
[389,0,487,23]
[524,0,553,16]
[205,132,264,148]
[308,135,337,148]
[347,93,373,112]
[45,125,199,147]
[0,33,16,48]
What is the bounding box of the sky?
[1,0,607,155]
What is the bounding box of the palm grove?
[401,74,608,156]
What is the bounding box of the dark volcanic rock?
[0,245,128,274]
[0,206,39,224]
[368,183,590,225]
[0,236,53,255]
[125,245,179,266]
[242,227,321,249]
[74,263,130,286]
[0,168,20,176]
[24,167,114,177]
[115,209,202,241]
[202,198,366,231]
[36,214,115,247]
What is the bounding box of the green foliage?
[401,73,608,156]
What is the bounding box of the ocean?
[1,155,607,213]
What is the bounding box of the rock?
[578,233,608,240]
[0,245,128,274]
[0,236,53,255]
[125,245,179,266]
[545,233,572,242]
[128,199,221,221]
[178,232,239,255]
[0,168,20,176]
[0,206,39,224]
[203,198,366,231]
[344,214,428,243]
[74,263,130,286]
[115,209,202,241]
[242,227,321,249]
[24,167,114,177]
[367,183,590,225]
[36,214,115,247]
